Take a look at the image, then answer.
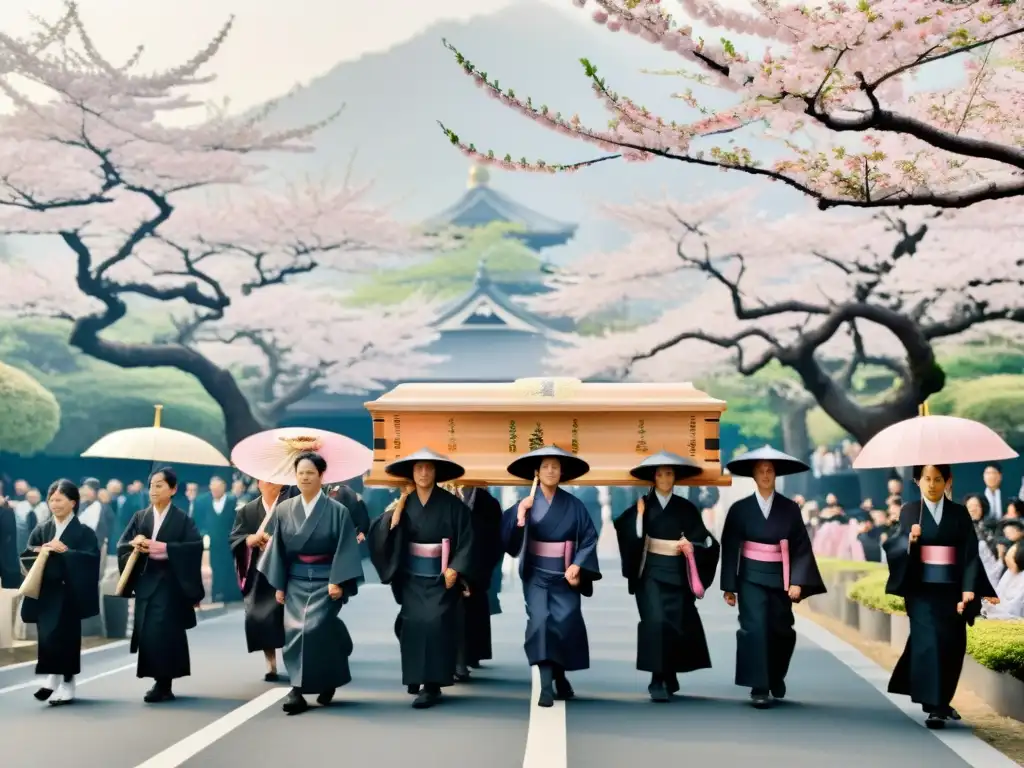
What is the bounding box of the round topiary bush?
[0,361,61,455]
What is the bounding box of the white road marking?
[0,639,129,673]
[0,662,135,695]
[521,665,567,768]
[132,687,289,768]
[795,614,1019,768]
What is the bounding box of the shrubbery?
[0,362,60,455]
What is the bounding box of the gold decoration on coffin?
[364,378,730,487]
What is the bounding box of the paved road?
[0,561,1014,768]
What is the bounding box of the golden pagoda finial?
[467,163,490,189]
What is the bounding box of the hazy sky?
[0,0,579,110]
[0,0,757,112]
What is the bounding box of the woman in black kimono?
[445,483,504,680]
[885,464,998,729]
[719,445,826,708]
[258,452,364,715]
[230,479,289,681]
[501,445,601,708]
[117,467,206,704]
[614,451,720,702]
[20,479,101,706]
[368,448,474,709]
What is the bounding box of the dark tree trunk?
[770,393,812,497]
[69,317,267,450]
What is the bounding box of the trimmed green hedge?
[846,567,1024,679]
[817,557,886,582]
[967,620,1024,682]
[0,361,61,455]
[847,570,906,614]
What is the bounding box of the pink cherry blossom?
[441,1,1024,209]
[0,4,445,445]
[521,193,1024,439]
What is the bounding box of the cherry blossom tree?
[440,1,1024,210]
[525,193,1024,442]
[0,5,443,447]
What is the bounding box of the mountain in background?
[253,1,801,262]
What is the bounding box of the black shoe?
[469,662,482,669]
[264,671,280,683]
[144,684,175,704]
[925,712,947,729]
[750,689,771,708]
[282,689,308,715]
[946,706,961,721]
[666,675,680,695]
[412,688,441,709]
[407,684,420,695]
[537,687,555,707]
[648,681,670,703]
[770,681,786,700]
[33,688,53,702]
[454,669,471,683]
[554,677,575,701]
[316,688,335,706]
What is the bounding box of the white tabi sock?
[53,678,75,702]
[45,674,60,690]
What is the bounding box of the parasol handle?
[153,404,164,428]
[115,550,141,596]
[918,401,930,417]
[257,508,275,536]
[529,472,539,500]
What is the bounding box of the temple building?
[280,167,578,443]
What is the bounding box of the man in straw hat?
[720,446,826,709]
[367,448,474,710]
[614,451,720,702]
[501,445,600,708]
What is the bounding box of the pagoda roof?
[424,165,577,251]
[431,260,573,335]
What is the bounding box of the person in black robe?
[445,483,504,679]
[720,445,826,708]
[19,479,101,706]
[193,476,240,604]
[885,464,998,729]
[614,451,720,702]
[501,445,601,708]
[368,447,474,709]
[258,452,365,715]
[229,479,287,681]
[116,467,205,703]
[0,493,20,588]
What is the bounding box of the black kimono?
[368,487,474,688]
[615,492,720,679]
[720,493,825,694]
[258,493,364,694]
[229,498,285,654]
[885,499,997,712]
[19,517,101,677]
[117,506,205,682]
[458,487,504,668]
[196,494,240,603]
[501,488,601,672]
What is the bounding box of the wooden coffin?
[363,378,730,487]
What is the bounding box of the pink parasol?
[230,427,373,485]
[853,410,1018,470]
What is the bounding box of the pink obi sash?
[297,554,332,564]
[920,545,956,565]
[645,538,706,598]
[407,540,450,574]
[528,539,574,571]
[742,540,791,590]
